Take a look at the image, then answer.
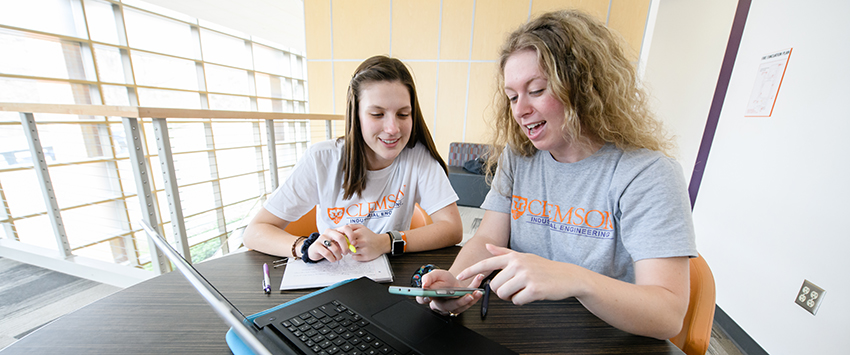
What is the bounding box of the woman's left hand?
[335,224,390,261]
[456,244,579,306]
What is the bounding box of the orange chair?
[670,254,716,355]
[284,203,432,235]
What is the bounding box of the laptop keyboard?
[279,300,405,355]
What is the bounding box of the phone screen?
[388,286,482,297]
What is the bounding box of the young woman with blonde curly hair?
[418,10,697,340]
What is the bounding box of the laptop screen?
[140,219,274,355]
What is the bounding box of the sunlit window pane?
[0,77,78,104]
[15,215,56,250]
[208,94,250,111]
[167,123,207,153]
[132,51,198,91]
[84,0,120,45]
[94,45,130,84]
[220,174,261,205]
[102,85,131,105]
[173,152,212,185]
[1,170,45,216]
[0,29,77,80]
[0,0,87,38]
[137,88,200,108]
[201,29,250,69]
[217,147,259,178]
[253,43,289,76]
[205,64,250,95]
[63,202,128,247]
[179,182,215,216]
[211,122,256,149]
[124,8,200,59]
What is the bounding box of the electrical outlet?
[795,280,826,315]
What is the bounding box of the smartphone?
[388,286,482,297]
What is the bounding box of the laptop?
[141,220,517,355]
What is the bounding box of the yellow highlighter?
[344,235,357,253]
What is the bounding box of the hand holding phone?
[388,286,482,297]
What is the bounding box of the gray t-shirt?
[481,143,697,283]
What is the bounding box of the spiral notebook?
[279,253,393,290]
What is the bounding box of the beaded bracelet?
[300,232,321,263]
[410,264,440,287]
[291,235,307,258]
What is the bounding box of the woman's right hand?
[415,270,485,316]
[307,228,353,262]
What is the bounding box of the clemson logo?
[511,195,527,220]
[328,208,345,224]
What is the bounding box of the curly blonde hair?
[486,10,672,174]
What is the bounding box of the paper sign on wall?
[745,48,792,117]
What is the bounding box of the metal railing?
[0,103,342,286]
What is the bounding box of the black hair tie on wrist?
[300,232,321,263]
[410,264,439,287]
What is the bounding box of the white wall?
[645,0,850,353]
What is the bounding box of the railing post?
[203,121,229,255]
[151,118,191,261]
[265,119,279,189]
[0,179,18,241]
[20,112,73,258]
[123,117,170,274]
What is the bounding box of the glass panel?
[0,0,87,38]
[0,29,78,80]
[252,43,288,76]
[292,55,303,79]
[205,64,250,95]
[276,143,297,167]
[0,125,31,169]
[63,201,128,248]
[132,51,198,91]
[51,163,123,209]
[137,88,200,108]
[1,170,45,217]
[281,78,293,100]
[211,122,255,149]
[36,123,112,162]
[216,147,259,178]
[208,94,250,111]
[84,0,120,45]
[179,182,215,216]
[189,232,222,264]
[173,152,212,185]
[167,122,207,153]
[102,84,131,105]
[220,174,261,206]
[123,7,199,59]
[293,80,305,100]
[200,29,250,69]
[15,215,56,250]
[94,45,129,84]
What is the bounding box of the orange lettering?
[572,208,585,225]
[585,210,606,228]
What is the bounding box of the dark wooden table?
[1,247,684,354]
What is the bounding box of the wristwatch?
[388,230,406,256]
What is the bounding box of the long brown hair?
[487,10,672,175]
[341,55,447,200]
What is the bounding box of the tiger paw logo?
[511,195,527,220]
[327,208,345,224]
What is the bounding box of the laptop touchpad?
[372,301,446,345]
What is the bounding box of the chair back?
[670,254,716,355]
[283,203,432,236]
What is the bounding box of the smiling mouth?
[380,137,400,144]
[526,121,545,135]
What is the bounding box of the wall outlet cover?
[795,279,825,315]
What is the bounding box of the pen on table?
[480,279,491,320]
[262,263,271,294]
